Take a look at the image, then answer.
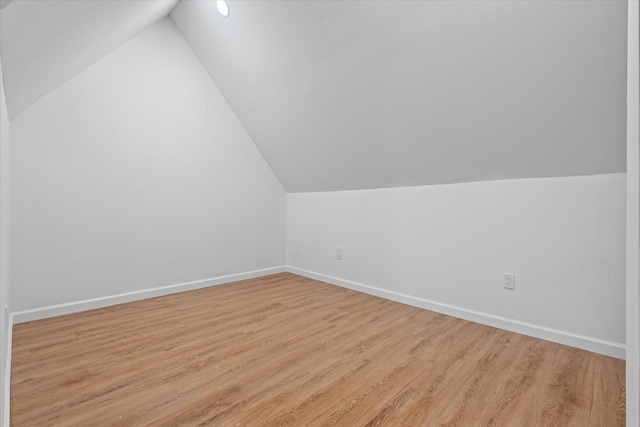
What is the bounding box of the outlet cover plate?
[504,273,515,290]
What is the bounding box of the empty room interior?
[0,0,639,426]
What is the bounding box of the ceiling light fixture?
[216,0,230,18]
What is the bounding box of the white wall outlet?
[336,247,343,260]
[504,273,515,290]
[4,305,8,329]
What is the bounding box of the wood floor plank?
[10,272,625,426]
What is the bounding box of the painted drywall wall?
[288,174,626,355]
[626,0,640,424]
[0,54,11,425]
[172,0,627,192]
[10,17,286,312]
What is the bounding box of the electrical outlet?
[504,273,515,290]
[336,247,343,260]
[4,305,8,329]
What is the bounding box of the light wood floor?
[11,273,625,426]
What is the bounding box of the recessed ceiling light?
[216,0,230,18]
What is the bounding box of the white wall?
[288,174,626,357]
[0,54,11,426]
[10,17,286,312]
[626,1,639,425]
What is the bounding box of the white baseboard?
[286,266,626,360]
[3,312,12,427]
[12,266,286,324]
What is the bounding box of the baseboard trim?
[12,266,286,324]
[286,266,626,360]
[3,312,12,427]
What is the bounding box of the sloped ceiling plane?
[0,0,627,192]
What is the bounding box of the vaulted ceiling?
[1,0,628,192]
[0,0,178,119]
